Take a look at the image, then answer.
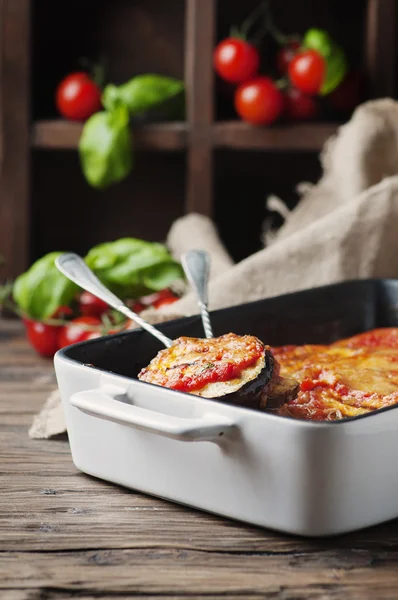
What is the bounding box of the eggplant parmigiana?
[138,333,297,409]
[138,327,398,421]
[273,327,398,421]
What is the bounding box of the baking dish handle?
[69,387,237,443]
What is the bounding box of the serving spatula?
[181,250,213,339]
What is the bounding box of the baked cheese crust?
[273,328,398,420]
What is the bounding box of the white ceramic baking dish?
[54,279,398,537]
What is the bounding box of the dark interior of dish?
[62,279,398,385]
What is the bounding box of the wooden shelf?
[32,118,342,154]
[214,121,341,152]
[31,120,189,151]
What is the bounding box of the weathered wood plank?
[2,592,45,600]
[1,549,398,597]
[2,594,266,600]
[0,323,57,436]
[2,457,398,554]
[0,389,55,417]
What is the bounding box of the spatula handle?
[182,250,213,339]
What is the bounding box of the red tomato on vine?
[284,87,319,121]
[79,291,109,318]
[56,72,102,121]
[213,38,260,84]
[234,77,284,125]
[58,316,102,349]
[24,320,61,358]
[277,41,300,75]
[288,50,326,96]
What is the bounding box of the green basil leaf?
[320,46,348,95]
[13,252,78,320]
[303,28,348,96]
[142,262,185,291]
[79,105,133,190]
[102,74,184,116]
[303,28,334,58]
[131,90,186,124]
[85,238,184,297]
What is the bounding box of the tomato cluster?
[23,289,178,358]
[213,13,363,126]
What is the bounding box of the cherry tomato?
[284,87,319,121]
[79,291,109,318]
[153,296,179,310]
[213,38,260,84]
[52,305,74,319]
[55,72,102,121]
[277,41,300,75]
[131,301,146,314]
[24,320,61,358]
[58,316,102,349]
[328,70,364,114]
[140,289,178,307]
[288,50,325,96]
[234,77,284,125]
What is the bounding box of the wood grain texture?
[214,122,341,152]
[0,0,30,279]
[2,318,398,599]
[32,121,189,151]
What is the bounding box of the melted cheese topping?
[138,333,266,397]
[273,328,398,421]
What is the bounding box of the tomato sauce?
[138,333,265,393]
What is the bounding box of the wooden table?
[2,319,398,600]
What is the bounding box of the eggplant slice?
[138,333,275,409]
[138,332,299,411]
[205,344,274,409]
[260,375,300,410]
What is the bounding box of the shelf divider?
[365,0,397,98]
[0,0,31,279]
[184,0,215,216]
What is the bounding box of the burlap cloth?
[29,98,398,439]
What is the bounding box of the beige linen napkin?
[167,212,235,279]
[29,98,398,439]
[268,98,398,242]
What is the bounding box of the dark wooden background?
[0,0,396,278]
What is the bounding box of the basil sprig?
[13,239,183,320]
[13,252,78,320]
[79,75,184,189]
